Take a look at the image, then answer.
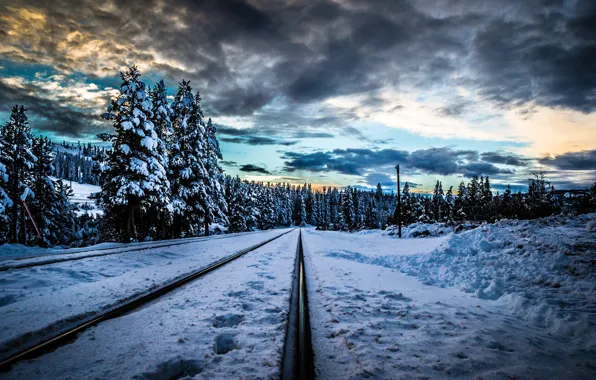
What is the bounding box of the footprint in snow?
[213,313,244,328]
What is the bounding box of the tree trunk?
[19,206,27,244]
[160,210,167,240]
[9,167,19,244]
[126,199,140,242]
[205,210,210,236]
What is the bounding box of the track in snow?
[0,229,295,372]
[281,230,315,380]
[0,230,269,271]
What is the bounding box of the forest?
[1,66,595,248]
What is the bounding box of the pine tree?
[228,180,248,233]
[98,65,170,242]
[342,188,356,230]
[202,116,228,235]
[169,80,207,237]
[31,137,56,246]
[443,186,454,223]
[300,193,307,226]
[0,105,37,243]
[0,136,12,241]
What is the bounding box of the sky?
[1,0,595,192]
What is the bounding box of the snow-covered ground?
[1,214,594,379]
[0,229,292,361]
[3,229,300,379]
[50,177,102,216]
[303,213,596,379]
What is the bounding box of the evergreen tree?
[0,105,37,243]
[98,65,170,242]
[202,116,228,235]
[228,180,248,233]
[341,188,356,230]
[169,80,209,237]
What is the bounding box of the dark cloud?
[459,162,514,178]
[283,147,516,177]
[239,164,270,175]
[1,0,595,154]
[538,150,596,170]
[283,148,409,176]
[0,81,107,137]
[220,136,297,146]
[480,151,531,166]
[471,3,596,112]
[220,160,238,167]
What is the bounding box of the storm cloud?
[1,0,595,138]
[239,164,271,175]
[539,150,596,170]
[283,147,515,178]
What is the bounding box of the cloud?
[480,151,531,166]
[0,79,109,137]
[539,150,596,170]
[283,147,516,177]
[459,162,513,178]
[1,0,595,172]
[220,136,297,146]
[239,164,270,174]
[283,148,409,176]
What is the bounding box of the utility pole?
[396,164,402,238]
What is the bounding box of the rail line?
[0,228,295,372]
[0,229,278,272]
[281,229,315,380]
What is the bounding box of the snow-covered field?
[50,177,102,216]
[0,229,291,361]
[0,214,594,379]
[4,230,300,379]
[303,214,596,379]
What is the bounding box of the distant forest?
[1,65,595,248]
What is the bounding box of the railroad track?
[0,229,275,272]
[282,229,315,380]
[0,228,295,372]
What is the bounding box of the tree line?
[52,141,104,186]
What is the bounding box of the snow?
[301,213,596,379]
[3,229,299,379]
[1,214,594,379]
[49,177,102,217]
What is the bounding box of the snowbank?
[384,221,478,238]
[373,213,596,349]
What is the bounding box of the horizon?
[1,0,595,192]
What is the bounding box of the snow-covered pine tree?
[374,183,384,228]
[169,80,206,237]
[31,136,56,246]
[300,193,307,226]
[149,80,175,239]
[51,179,78,245]
[228,179,248,233]
[202,116,228,235]
[0,136,12,242]
[98,65,170,242]
[443,186,454,223]
[0,105,37,244]
[258,185,277,230]
[342,188,356,230]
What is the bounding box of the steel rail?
[0,228,295,372]
[0,229,281,271]
[281,229,315,380]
